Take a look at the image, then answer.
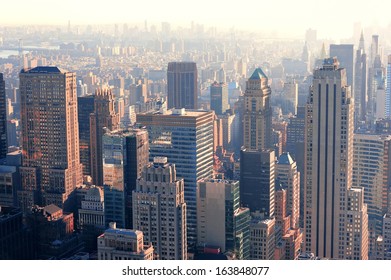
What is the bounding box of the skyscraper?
[137,108,214,246]
[90,88,120,186]
[304,58,368,259]
[210,81,228,115]
[240,149,275,216]
[19,67,82,212]
[354,32,368,123]
[243,68,272,151]
[276,152,300,229]
[385,55,391,118]
[240,68,275,217]
[0,73,7,159]
[329,44,355,93]
[197,179,250,260]
[353,134,391,250]
[167,62,198,110]
[133,157,187,260]
[77,94,95,177]
[102,128,149,229]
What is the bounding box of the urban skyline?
[2,8,391,261]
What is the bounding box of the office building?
[386,56,391,118]
[240,149,275,216]
[210,81,229,115]
[329,44,354,93]
[133,157,187,260]
[90,88,120,186]
[353,134,391,251]
[19,67,83,212]
[249,216,276,260]
[0,73,7,159]
[354,32,368,122]
[137,108,214,246]
[97,222,154,260]
[304,58,368,259]
[276,153,300,229]
[243,68,272,151]
[102,128,149,229]
[77,95,95,177]
[167,62,198,109]
[197,179,250,260]
[0,206,34,259]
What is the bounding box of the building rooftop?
[278,152,294,165]
[249,67,268,80]
[21,66,67,74]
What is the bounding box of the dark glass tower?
[0,73,7,159]
[167,62,198,110]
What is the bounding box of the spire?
[320,42,327,59]
[359,30,365,52]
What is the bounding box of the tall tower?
[102,128,149,229]
[90,88,120,186]
[167,62,198,110]
[243,68,272,151]
[197,179,250,259]
[240,68,274,217]
[137,108,214,247]
[0,73,7,159]
[385,55,391,118]
[210,81,228,115]
[354,32,368,123]
[133,157,187,260]
[304,58,368,259]
[19,66,82,212]
[276,152,300,229]
[329,44,355,94]
[77,95,95,177]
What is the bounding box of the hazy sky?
[2,0,391,39]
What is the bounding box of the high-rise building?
[0,73,7,159]
[304,58,368,259]
[102,128,149,229]
[133,157,187,260]
[249,215,276,260]
[210,81,228,115]
[282,80,298,115]
[385,55,391,118]
[329,44,355,93]
[97,222,154,260]
[240,149,275,217]
[354,32,368,123]
[243,68,272,151]
[90,88,120,186]
[197,179,250,260]
[19,67,83,212]
[167,62,198,110]
[77,95,95,177]
[353,134,391,251]
[276,153,300,229]
[137,108,214,246]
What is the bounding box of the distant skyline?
[2,0,391,39]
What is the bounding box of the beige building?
[304,58,368,259]
[243,68,272,150]
[97,222,154,260]
[90,88,120,186]
[249,216,275,260]
[78,186,104,229]
[276,153,300,229]
[133,157,187,260]
[19,66,82,212]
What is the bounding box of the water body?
[0,45,59,58]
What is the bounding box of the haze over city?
[2,0,391,263]
[2,0,391,39]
